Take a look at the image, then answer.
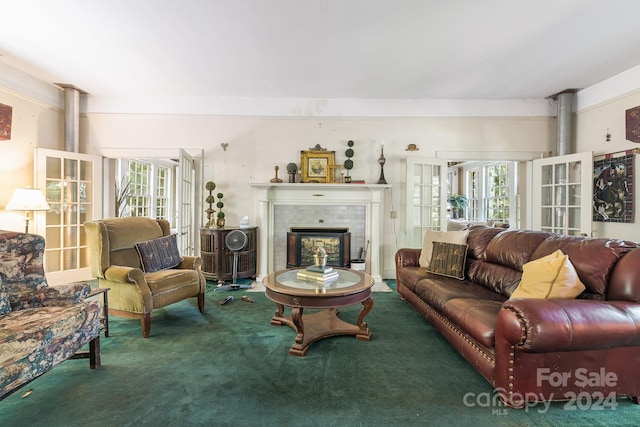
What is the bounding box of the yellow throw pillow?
[418,230,469,269]
[510,249,585,299]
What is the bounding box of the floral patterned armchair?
[0,230,101,400]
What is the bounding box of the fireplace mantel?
[249,183,391,283]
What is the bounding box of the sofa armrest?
[5,280,92,310]
[395,248,421,269]
[103,265,153,309]
[104,265,146,285]
[497,298,640,352]
[45,281,92,306]
[177,255,202,271]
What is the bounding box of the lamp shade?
[5,188,51,211]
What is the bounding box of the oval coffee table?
[263,268,375,356]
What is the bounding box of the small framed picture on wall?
[0,103,12,140]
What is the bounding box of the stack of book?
[296,265,339,283]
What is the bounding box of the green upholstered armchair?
[84,217,205,338]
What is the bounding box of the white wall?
[83,113,554,277]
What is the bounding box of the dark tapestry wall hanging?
[593,150,634,222]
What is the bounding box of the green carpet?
[1,281,639,426]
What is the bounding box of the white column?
[253,185,271,282]
[368,186,385,284]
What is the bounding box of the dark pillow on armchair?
[427,241,468,280]
[135,234,183,273]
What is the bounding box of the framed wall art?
[593,150,634,222]
[626,105,640,143]
[0,103,12,140]
[300,149,335,183]
[327,164,344,183]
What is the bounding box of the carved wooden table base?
[270,298,374,356]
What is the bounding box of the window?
[485,162,510,221]
[118,160,173,221]
[459,161,518,227]
[127,161,151,217]
[155,167,169,219]
[468,169,480,220]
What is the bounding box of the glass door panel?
[35,148,103,284]
[405,157,447,247]
[532,152,592,236]
[177,149,195,255]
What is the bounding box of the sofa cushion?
[465,226,505,261]
[144,268,202,307]
[396,266,428,294]
[466,260,523,296]
[0,257,25,282]
[0,300,101,398]
[135,234,183,273]
[419,230,469,268]
[441,298,503,348]
[510,250,585,299]
[415,276,506,313]
[144,268,200,291]
[427,241,468,280]
[485,229,551,272]
[0,293,10,315]
[531,235,636,297]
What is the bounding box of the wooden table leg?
[356,297,374,341]
[291,306,305,344]
[103,289,110,337]
[270,303,286,325]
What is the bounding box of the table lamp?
[5,188,51,233]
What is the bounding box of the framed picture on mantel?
[300,149,335,183]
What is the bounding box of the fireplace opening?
[287,227,351,268]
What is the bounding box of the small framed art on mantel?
[300,149,336,183]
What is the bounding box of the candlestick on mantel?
[377,146,387,184]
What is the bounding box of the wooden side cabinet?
[200,227,258,281]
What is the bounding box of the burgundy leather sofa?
[395,226,640,408]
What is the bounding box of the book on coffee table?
[306,265,333,274]
[296,269,339,283]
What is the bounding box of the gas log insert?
[286,227,351,268]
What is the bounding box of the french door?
[532,152,592,236]
[177,148,196,255]
[405,157,448,247]
[35,148,103,284]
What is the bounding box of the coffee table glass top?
[264,268,373,296]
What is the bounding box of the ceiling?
[2,0,640,106]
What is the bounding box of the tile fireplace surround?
[249,183,391,284]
